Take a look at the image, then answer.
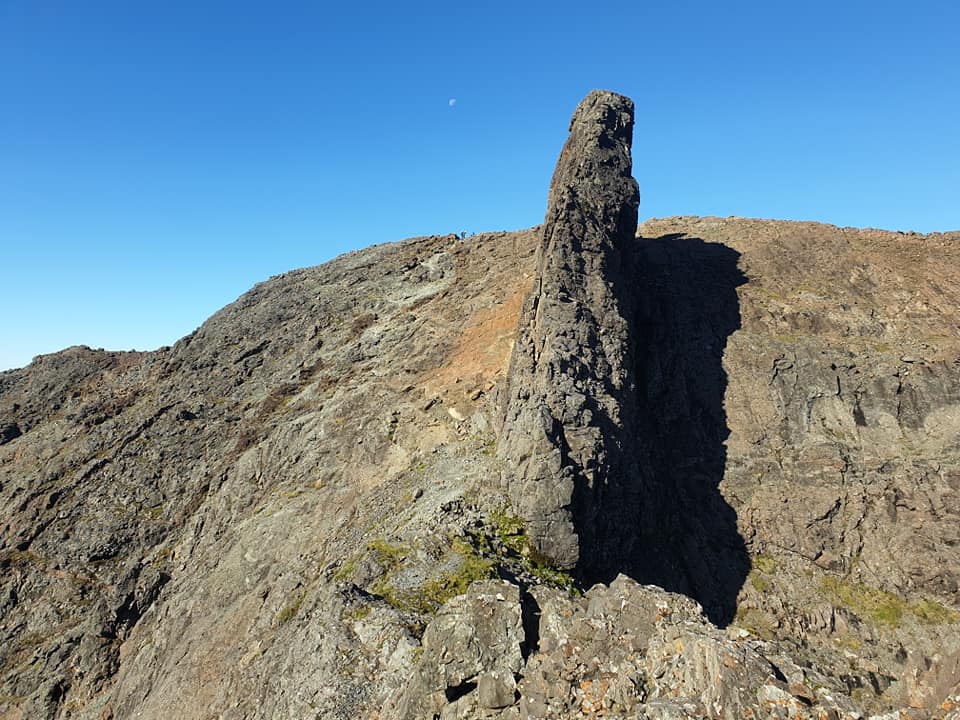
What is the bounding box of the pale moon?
[448,98,457,108]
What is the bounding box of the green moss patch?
[488,506,579,593]
[910,598,960,625]
[361,505,582,621]
[366,539,409,567]
[734,606,777,640]
[752,555,777,574]
[746,554,777,593]
[820,576,960,628]
[821,576,906,627]
[489,506,529,555]
[372,537,494,615]
[277,591,304,625]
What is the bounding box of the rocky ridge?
[1,90,959,719]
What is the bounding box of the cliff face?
[2,91,960,720]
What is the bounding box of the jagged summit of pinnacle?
[550,89,638,210]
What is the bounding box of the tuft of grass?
[343,605,372,622]
[367,539,409,567]
[364,508,584,619]
[821,576,907,627]
[372,537,495,616]
[910,598,960,625]
[479,436,497,456]
[277,593,304,625]
[531,562,580,595]
[824,582,960,627]
[333,558,357,582]
[420,539,495,605]
[753,555,777,574]
[734,606,777,640]
[490,506,528,555]
[151,546,172,568]
[833,633,863,652]
[750,574,771,593]
[748,554,777,593]
[488,505,580,594]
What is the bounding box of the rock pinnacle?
[496,90,640,569]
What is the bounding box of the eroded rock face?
[0,230,539,720]
[389,580,524,719]
[496,89,640,570]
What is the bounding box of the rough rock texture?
[674,215,960,715]
[0,229,538,719]
[388,580,524,718]
[389,574,959,719]
[1,90,959,719]
[497,90,749,627]
[496,90,640,571]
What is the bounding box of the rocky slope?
[1,90,959,719]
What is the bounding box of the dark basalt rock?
[0,421,21,445]
[496,90,749,625]
[496,89,640,570]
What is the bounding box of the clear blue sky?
[2,1,958,371]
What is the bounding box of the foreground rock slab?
[390,576,947,720]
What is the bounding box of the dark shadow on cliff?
[572,232,749,626]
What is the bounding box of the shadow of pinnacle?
[572,232,749,627]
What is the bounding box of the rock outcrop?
[1,90,959,719]
[390,575,934,720]
[496,89,640,570]
[388,580,524,718]
[496,90,749,627]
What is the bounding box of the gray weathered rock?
[496,89,640,570]
[391,575,908,719]
[389,580,524,719]
[478,670,517,709]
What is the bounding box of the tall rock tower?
[496,90,640,570]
